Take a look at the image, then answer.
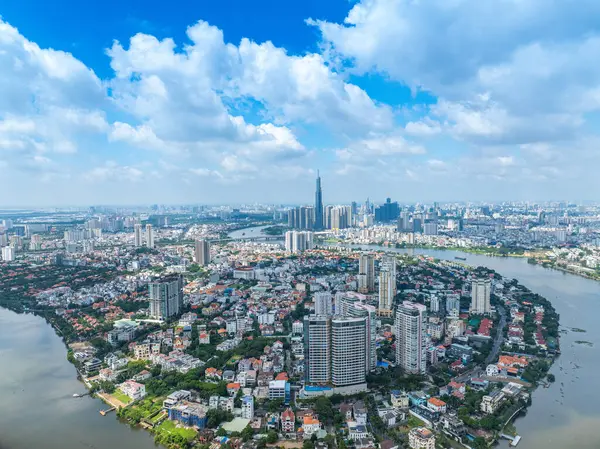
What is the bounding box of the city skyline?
[2,1,600,205]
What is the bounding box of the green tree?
[266,430,278,444]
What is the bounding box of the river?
[343,245,600,449]
[0,307,157,449]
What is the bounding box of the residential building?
[285,231,314,253]
[134,223,143,247]
[314,291,333,316]
[281,408,295,433]
[145,224,154,248]
[331,316,366,387]
[148,275,184,320]
[195,239,211,266]
[408,427,436,449]
[395,301,427,374]
[241,395,254,419]
[470,278,492,315]
[169,401,208,428]
[378,266,395,317]
[358,254,375,293]
[119,381,146,401]
[302,414,321,439]
[304,316,331,384]
[1,245,15,262]
[481,390,505,414]
[269,380,290,403]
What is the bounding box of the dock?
[99,407,115,416]
[500,434,522,446]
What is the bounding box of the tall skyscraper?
[314,292,333,316]
[134,223,143,247]
[378,267,395,317]
[358,253,375,293]
[470,278,492,315]
[304,314,368,387]
[145,224,154,248]
[148,274,184,320]
[194,239,211,266]
[304,316,331,384]
[314,171,324,230]
[331,317,367,387]
[375,198,400,222]
[336,292,377,372]
[395,301,427,374]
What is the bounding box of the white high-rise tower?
[395,301,427,374]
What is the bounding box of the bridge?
[211,235,284,243]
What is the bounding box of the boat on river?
[455,256,467,261]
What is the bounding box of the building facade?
[470,278,492,315]
[194,239,211,266]
[148,275,184,320]
[395,301,427,374]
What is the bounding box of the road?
[485,303,507,366]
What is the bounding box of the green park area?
[112,390,133,405]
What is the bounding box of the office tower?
[194,239,211,266]
[446,296,460,318]
[1,246,15,262]
[148,274,184,320]
[395,301,427,374]
[378,267,395,317]
[331,316,367,387]
[314,292,333,316]
[358,253,375,293]
[304,316,331,384]
[145,224,154,248]
[470,278,492,315]
[284,231,314,253]
[398,211,411,232]
[423,221,438,236]
[412,218,423,233]
[374,198,400,222]
[336,292,377,372]
[134,223,143,247]
[314,172,324,230]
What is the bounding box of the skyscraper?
[336,292,377,372]
[331,317,367,387]
[145,224,154,248]
[194,239,211,266]
[314,171,323,230]
[470,278,492,315]
[304,314,368,388]
[314,292,333,316]
[358,253,375,293]
[284,231,314,253]
[378,267,395,317]
[304,316,331,384]
[395,301,427,374]
[148,274,184,320]
[134,223,143,247]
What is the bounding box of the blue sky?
[1,0,600,206]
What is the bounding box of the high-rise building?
[287,206,315,229]
[148,275,184,320]
[314,292,333,316]
[194,239,211,266]
[314,172,324,230]
[1,246,15,262]
[412,218,423,233]
[430,296,441,314]
[331,317,367,387]
[358,253,375,293]
[395,301,427,374]
[398,211,411,232]
[445,295,460,318]
[304,316,331,384]
[336,292,377,372]
[378,267,395,317]
[423,221,438,236]
[375,198,400,222]
[134,224,143,247]
[470,278,492,315]
[241,395,254,419]
[304,314,368,387]
[284,231,314,253]
[145,224,154,248]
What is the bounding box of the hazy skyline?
[2,0,600,206]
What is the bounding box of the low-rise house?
[353,401,368,425]
[164,390,192,409]
[301,414,321,439]
[427,397,447,414]
[119,380,146,401]
[348,422,369,440]
[281,408,295,433]
[133,370,152,382]
[390,391,409,408]
[486,364,499,377]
